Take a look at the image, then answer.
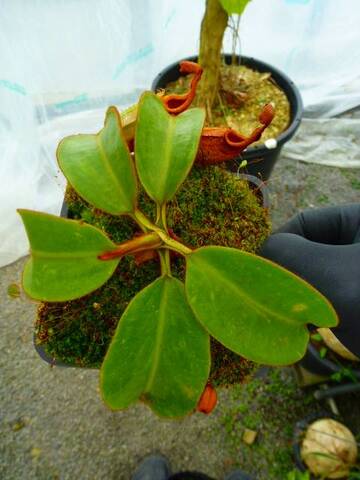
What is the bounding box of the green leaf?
[219,0,252,15]
[18,210,119,301]
[135,92,205,204]
[57,106,137,215]
[185,246,338,365]
[101,276,210,418]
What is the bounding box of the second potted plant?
[152,0,303,180]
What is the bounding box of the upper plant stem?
[157,203,171,276]
[197,0,228,113]
[133,209,158,232]
[158,249,171,276]
[160,204,168,232]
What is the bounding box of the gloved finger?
[260,233,360,358]
[275,204,360,245]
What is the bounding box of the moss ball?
[36,165,270,386]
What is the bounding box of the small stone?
[7,283,21,298]
[242,428,257,445]
[264,138,277,150]
[31,447,41,459]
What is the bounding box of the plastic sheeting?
[283,116,360,167]
[1,0,360,266]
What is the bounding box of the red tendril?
[161,61,203,115]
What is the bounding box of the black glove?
[260,204,360,358]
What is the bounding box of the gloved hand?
[260,204,360,358]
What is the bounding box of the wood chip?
[242,428,258,445]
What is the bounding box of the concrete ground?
[1,146,360,479]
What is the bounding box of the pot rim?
[237,173,270,209]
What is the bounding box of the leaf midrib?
[96,133,131,211]
[193,257,302,327]
[31,249,112,259]
[145,279,168,392]
[158,118,175,203]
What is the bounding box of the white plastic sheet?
[1,0,360,266]
[283,116,360,167]
[239,0,360,117]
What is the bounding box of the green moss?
[316,194,329,204]
[36,165,270,386]
[217,368,322,479]
[340,169,360,191]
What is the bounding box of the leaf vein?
[197,259,300,327]
[145,280,168,393]
[96,134,130,211]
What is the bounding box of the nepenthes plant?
[19,71,338,418]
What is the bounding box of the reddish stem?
[98,232,162,261]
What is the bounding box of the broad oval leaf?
[135,92,205,204]
[19,210,119,301]
[219,0,251,15]
[101,276,210,418]
[185,246,338,365]
[57,106,138,215]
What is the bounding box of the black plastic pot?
[151,55,303,181]
[34,338,74,367]
[299,342,360,381]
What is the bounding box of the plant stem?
[217,91,229,126]
[133,208,159,232]
[160,204,168,232]
[197,0,228,112]
[231,15,241,65]
[158,234,193,256]
[133,207,192,257]
[157,203,171,276]
[158,250,171,276]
